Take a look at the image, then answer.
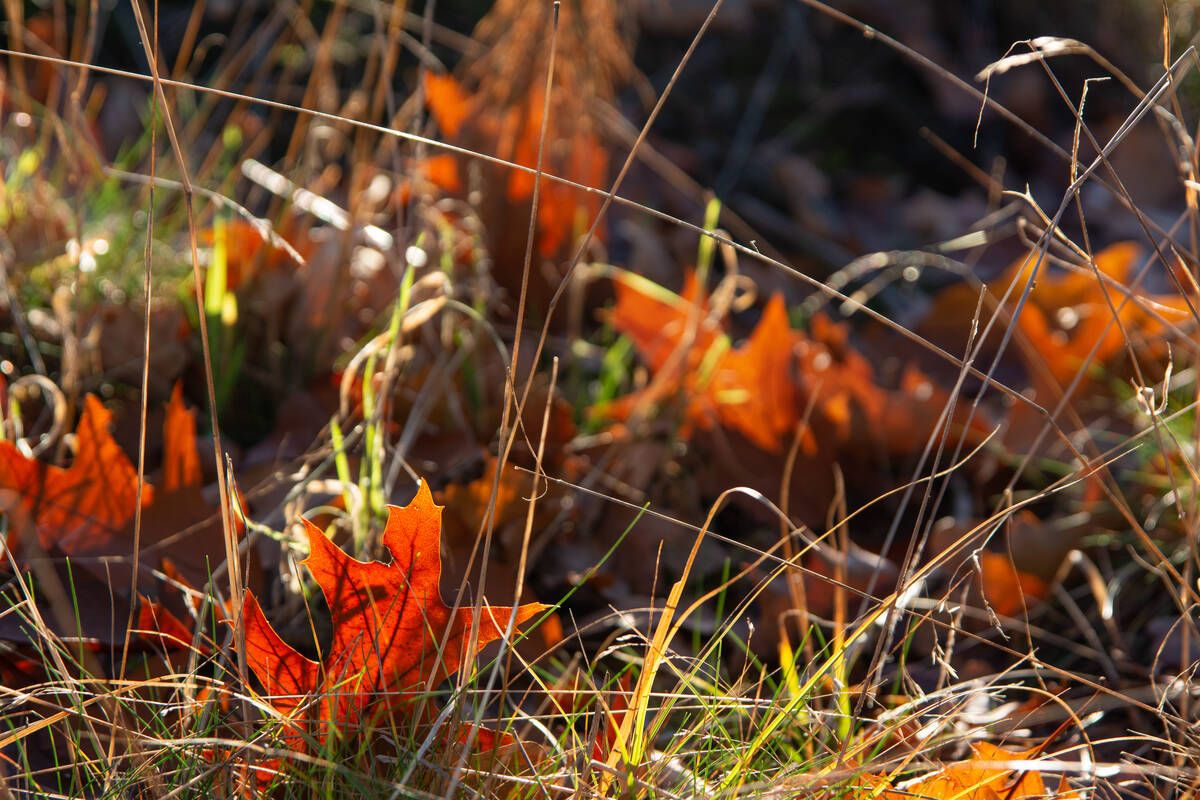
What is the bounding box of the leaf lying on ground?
[135,593,197,651]
[931,509,1079,621]
[859,742,1080,799]
[240,479,547,747]
[0,384,217,570]
[979,552,1048,619]
[599,272,985,457]
[922,241,1191,390]
[0,387,255,654]
[606,271,717,380]
[163,382,202,491]
[0,394,151,555]
[441,456,531,537]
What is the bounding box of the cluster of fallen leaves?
[0,384,549,788]
[597,270,987,462]
[0,384,236,654]
[0,379,1082,796]
[920,241,1193,453]
[585,238,1196,624]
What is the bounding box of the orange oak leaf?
[917,241,1193,455]
[440,456,530,537]
[0,390,250,593]
[0,395,153,555]
[162,382,201,492]
[598,271,757,445]
[240,479,548,739]
[132,557,234,654]
[709,294,803,451]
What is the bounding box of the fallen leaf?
[932,510,1075,620]
[0,395,152,556]
[240,479,547,744]
[979,552,1048,618]
[922,242,1191,398]
[598,273,992,526]
[600,272,986,460]
[135,594,196,651]
[710,294,802,451]
[904,742,1076,800]
[606,271,718,378]
[855,742,1079,799]
[440,456,530,538]
[422,72,609,259]
[162,382,201,492]
[0,391,251,653]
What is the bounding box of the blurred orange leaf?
[424,73,472,139]
[421,72,607,257]
[909,742,1076,800]
[710,294,803,451]
[162,382,201,492]
[923,242,1190,389]
[979,552,1048,618]
[601,274,985,457]
[0,395,152,555]
[201,217,311,292]
[608,271,718,375]
[441,456,530,536]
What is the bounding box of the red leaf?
[240,479,547,739]
[0,395,152,555]
[135,594,197,651]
